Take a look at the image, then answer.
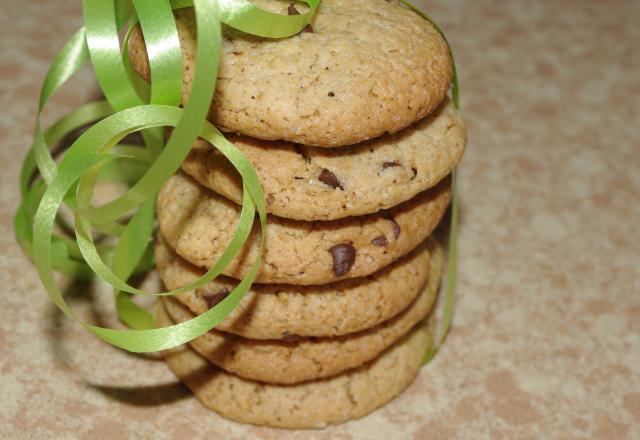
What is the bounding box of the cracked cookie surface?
[158,308,434,429]
[182,98,465,221]
[128,0,452,147]
[157,172,450,285]
[159,238,441,385]
[156,235,433,339]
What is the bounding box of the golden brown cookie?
[128,0,452,147]
[156,235,433,339]
[181,99,466,221]
[159,239,441,384]
[158,313,434,429]
[157,172,450,285]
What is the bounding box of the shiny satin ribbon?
[423,168,459,363]
[396,0,462,364]
[17,0,317,352]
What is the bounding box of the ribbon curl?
[17,0,318,352]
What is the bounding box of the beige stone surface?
[1,0,639,438]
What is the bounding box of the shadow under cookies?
[43,278,190,407]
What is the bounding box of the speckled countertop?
[1,1,639,439]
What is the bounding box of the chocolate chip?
[288,0,315,32]
[319,169,343,190]
[329,244,356,276]
[294,176,304,180]
[380,210,401,238]
[287,1,300,15]
[391,220,401,238]
[411,167,418,179]
[282,331,303,342]
[328,91,335,97]
[293,145,311,163]
[383,161,400,169]
[371,235,389,247]
[202,288,230,309]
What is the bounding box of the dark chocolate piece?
[302,24,314,33]
[383,161,400,169]
[371,235,389,247]
[288,1,300,15]
[380,210,401,238]
[329,244,356,276]
[293,145,311,163]
[282,331,303,342]
[319,169,343,190]
[202,288,230,309]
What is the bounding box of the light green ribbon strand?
[16,0,316,352]
[397,0,462,364]
[170,0,320,37]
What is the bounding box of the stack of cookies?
[129,0,466,429]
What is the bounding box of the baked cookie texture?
[159,239,441,384]
[156,235,433,339]
[158,310,434,429]
[181,98,466,221]
[157,172,451,285]
[138,0,461,425]
[128,0,452,147]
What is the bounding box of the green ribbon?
[16,0,318,352]
[15,0,458,360]
[402,0,461,363]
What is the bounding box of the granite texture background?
[1,0,639,438]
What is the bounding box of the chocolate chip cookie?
[157,171,450,285]
[156,235,434,339]
[158,310,434,429]
[159,238,440,384]
[128,0,452,147]
[181,98,465,221]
